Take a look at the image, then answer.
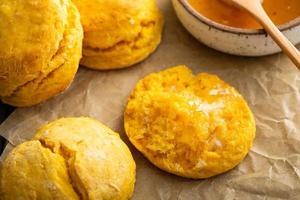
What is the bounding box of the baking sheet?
[1,1,300,199]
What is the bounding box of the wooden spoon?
[221,0,300,70]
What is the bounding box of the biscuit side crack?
[2,29,68,99]
[2,62,65,101]
[39,140,88,200]
[0,72,8,81]
[83,20,156,53]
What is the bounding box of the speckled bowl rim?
[179,0,300,35]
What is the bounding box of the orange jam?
[188,0,300,29]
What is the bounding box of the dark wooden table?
[0,103,14,155]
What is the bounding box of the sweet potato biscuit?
[0,117,136,200]
[72,0,164,70]
[0,0,83,107]
[124,66,256,179]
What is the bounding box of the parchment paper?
[1,1,300,199]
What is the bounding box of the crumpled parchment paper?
[1,1,300,199]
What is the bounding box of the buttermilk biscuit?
[0,117,136,200]
[0,0,83,107]
[72,0,164,70]
[124,66,256,179]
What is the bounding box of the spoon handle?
[244,3,300,70]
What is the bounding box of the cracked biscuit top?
[0,0,83,107]
[72,0,164,69]
[124,66,256,179]
[0,117,136,200]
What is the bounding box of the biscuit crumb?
[124,66,256,179]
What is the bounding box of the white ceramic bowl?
[172,0,300,56]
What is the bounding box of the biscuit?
[124,66,256,179]
[0,0,83,107]
[0,117,136,200]
[72,0,164,70]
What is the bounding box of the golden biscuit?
[72,0,164,70]
[0,0,83,107]
[124,66,256,179]
[0,117,136,200]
